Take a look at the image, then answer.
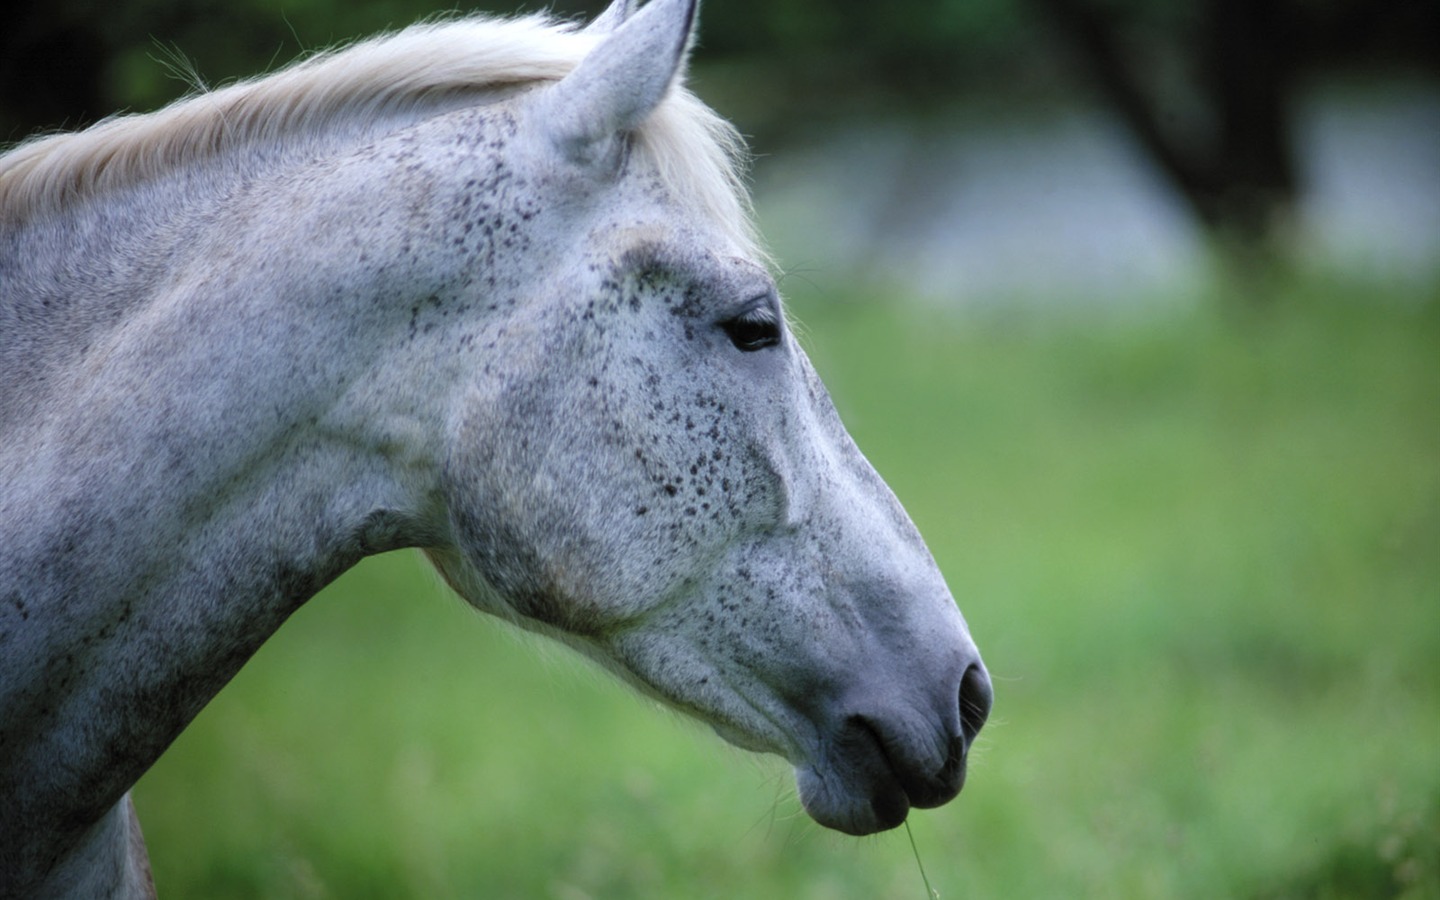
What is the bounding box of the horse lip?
[796,716,968,835]
[909,734,969,809]
[854,715,968,811]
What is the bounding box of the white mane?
[0,13,760,255]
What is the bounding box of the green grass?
[135,278,1440,898]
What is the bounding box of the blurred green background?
[6,0,1438,897]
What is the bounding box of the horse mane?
[0,13,760,256]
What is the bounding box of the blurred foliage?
[6,0,1433,139]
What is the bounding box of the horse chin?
[705,718,913,835]
[795,764,911,836]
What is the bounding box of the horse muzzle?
[796,660,993,835]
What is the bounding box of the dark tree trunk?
[1028,0,1302,288]
[1201,0,1298,243]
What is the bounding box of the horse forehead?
[360,97,754,264]
[594,226,770,296]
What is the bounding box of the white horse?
[0,1,992,895]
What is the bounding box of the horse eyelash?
[720,306,782,352]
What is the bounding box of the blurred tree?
[1027,0,1440,269]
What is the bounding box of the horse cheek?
[439,377,567,627]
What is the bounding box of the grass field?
[134,276,1440,898]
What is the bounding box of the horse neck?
[0,95,487,425]
[0,112,484,889]
[1,181,201,430]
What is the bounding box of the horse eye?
[720,307,781,352]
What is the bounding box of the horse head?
[424,0,992,835]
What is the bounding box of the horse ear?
[540,0,698,166]
[584,0,636,34]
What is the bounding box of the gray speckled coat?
[0,1,990,895]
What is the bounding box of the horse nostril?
[958,663,993,748]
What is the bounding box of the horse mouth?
[794,664,992,835]
[794,721,969,836]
